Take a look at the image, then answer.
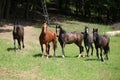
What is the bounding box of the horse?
[93,28,110,61]
[39,21,57,58]
[56,25,84,58]
[13,21,24,51]
[83,26,94,57]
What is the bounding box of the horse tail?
[107,46,110,54]
[106,43,110,54]
[107,37,110,54]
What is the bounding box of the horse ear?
[56,24,58,28]
[93,28,95,32]
[96,28,98,32]
[56,24,60,28]
[58,25,61,28]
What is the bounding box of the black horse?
[93,28,110,61]
[13,21,24,51]
[56,25,84,58]
[83,26,94,57]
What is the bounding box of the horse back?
[13,26,24,39]
[100,35,110,47]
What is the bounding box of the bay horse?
[93,28,110,61]
[13,21,24,51]
[84,26,94,57]
[56,25,84,58]
[39,21,57,58]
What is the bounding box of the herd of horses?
[12,21,110,62]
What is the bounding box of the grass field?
[0,20,120,80]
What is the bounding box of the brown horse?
[56,25,84,58]
[13,21,24,51]
[93,28,110,61]
[39,21,57,58]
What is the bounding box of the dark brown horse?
[39,21,57,58]
[83,26,94,57]
[56,25,84,58]
[13,21,24,51]
[93,28,110,61]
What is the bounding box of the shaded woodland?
[0,0,120,24]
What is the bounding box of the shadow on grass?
[33,53,55,58]
[33,53,72,58]
[33,53,42,57]
[57,55,70,58]
[85,58,98,61]
[7,47,21,52]
[7,47,15,51]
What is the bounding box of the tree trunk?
[1,0,7,19]
[5,0,11,19]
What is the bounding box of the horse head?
[85,26,89,34]
[13,21,19,33]
[42,21,47,34]
[93,28,99,41]
[56,25,61,37]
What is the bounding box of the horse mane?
[59,25,66,33]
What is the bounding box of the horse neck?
[42,26,48,34]
[94,33,100,43]
[14,24,18,33]
[84,32,89,39]
[60,27,66,34]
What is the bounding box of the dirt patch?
[0,66,41,80]
[112,23,120,30]
[106,30,120,36]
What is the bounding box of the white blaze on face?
[56,28,60,36]
[43,22,47,33]
[86,28,89,33]
[14,25,18,33]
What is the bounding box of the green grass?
[0,21,120,80]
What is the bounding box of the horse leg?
[75,42,84,58]
[22,37,25,48]
[60,42,65,58]
[91,44,94,56]
[106,45,110,60]
[17,39,21,50]
[14,39,16,51]
[100,48,103,62]
[45,43,49,58]
[85,45,88,57]
[96,48,100,60]
[41,44,44,58]
[104,47,109,60]
[87,45,90,57]
[62,47,65,58]
[53,40,57,57]
[78,46,84,58]
[48,44,50,55]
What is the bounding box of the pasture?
[0,21,120,80]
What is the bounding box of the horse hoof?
[42,55,44,58]
[62,55,65,58]
[85,55,89,57]
[46,56,49,59]
[23,45,25,48]
[78,54,82,58]
[101,59,104,62]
